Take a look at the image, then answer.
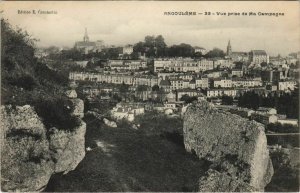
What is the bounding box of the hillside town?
[37,29,299,127]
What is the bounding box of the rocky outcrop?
[103,118,118,128]
[70,98,84,118]
[1,93,86,191]
[48,120,86,173]
[183,101,273,192]
[65,89,77,99]
[1,105,54,192]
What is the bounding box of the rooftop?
[251,50,267,55]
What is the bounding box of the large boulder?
[70,98,84,118]
[1,105,54,191]
[48,120,86,173]
[1,105,86,192]
[65,89,77,99]
[183,101,273,191]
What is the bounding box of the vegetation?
[1,19,79,131]
[266,123,299,133]
[221,95,234,105]
[33,97,80,131]
[205,48,225,58]
[134,111,183,136]
[46,112,208,192]
[180,94,198,104]
[267,135,299,148]
[266,149,299,191]
[237,90,299,118]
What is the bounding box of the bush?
[266,149,299,191]
[266,123,299,133]
[33,97,80,131]
[134,111,183,135]
[9,74,37,90]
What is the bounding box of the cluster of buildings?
[65,35,300,127]
[74,28,133,55]
[110,101,189,121]
[216,106,298,126]
[153,58,237,73]
[110,102,145,122]
[105,60,147,71]
[70,63,297,100]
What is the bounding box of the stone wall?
[1,90,86,192]
[183,101,273,191]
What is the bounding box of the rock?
[164,108,173,115]
[48,120,86,173]
[132,124,138,130]
[86,147,92,151]
[1,105,53,191]
[1,105,86,192]
[183,101,273,191]
[70,98,84,118]
[103,118,117,128]
[198,169,255,192]
[65,89,77,99]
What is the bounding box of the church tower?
[227,40,232,56]
[83,28,89,42]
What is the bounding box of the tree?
[136,85,149,92]
[133,35,168,58]
[193,52,203,58]
[180,94,197,104]
[152,85,160,91]
[205,48,225,58]
[155,35,167,57]
[168,43,194,57]
[144,35,155,47]
[221,95,233,105]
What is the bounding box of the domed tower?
[226,40,232,56]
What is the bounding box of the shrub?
[266,123,299,133]
[266,149,299,191]
[33,97,80,131]
[9,74,37,90]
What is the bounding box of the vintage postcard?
[1,1,299,192]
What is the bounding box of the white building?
[195,77,209,88]
[213,59,234,69]
[278,80,296,91]
[232,78,263,88]
[194,46,207,55]
[251,113,278,125]
[154,58,214,73]
[231,69,243,77]
[277,119,298,126]
[122,44,134,55]
[214,78,233,88]
[206,89,237,98]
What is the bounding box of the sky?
[1,1,300,56]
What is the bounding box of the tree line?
[237,89,299,119]
[46,35,226,60]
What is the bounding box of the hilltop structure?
[74,28,104,54]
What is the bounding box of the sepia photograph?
[1,1,299,192]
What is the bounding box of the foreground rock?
[183,101,273,192]
[103,118,117,128]
[1,102,86,191]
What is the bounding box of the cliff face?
[1,91,86,192]
[183,101,273,192]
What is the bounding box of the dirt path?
[45,116,208,192]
